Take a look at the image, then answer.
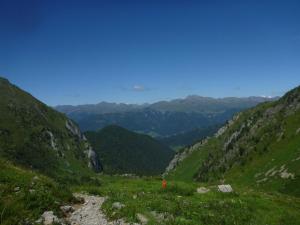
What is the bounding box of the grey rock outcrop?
[66,119,83,139]
[164,138,208,176]
[215,114,240,138]
[84,143,102,172]
[45,131,58,151]
[65,119,102,172]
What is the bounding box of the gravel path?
[66,194,137,225]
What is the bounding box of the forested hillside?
[85,125,174,175]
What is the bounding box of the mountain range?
[56,95,277,148]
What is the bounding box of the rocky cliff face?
[164,138,209,176]
[65,119,102,172]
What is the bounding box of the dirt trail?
[66,193,136,225]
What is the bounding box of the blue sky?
[1,0,299,106]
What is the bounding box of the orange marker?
[162,179,167,189]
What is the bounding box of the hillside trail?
[65,193,138,225]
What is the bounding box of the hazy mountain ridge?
[56,102,146,115]
[166,85,300,196]
[67,108,241,137]
[56,95,277,114]
[56,96,277,146]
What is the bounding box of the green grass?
[73,175,300,225]
[0,159,75,225]
[222,107,300,196]
[166,140,212,182]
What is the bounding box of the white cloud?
[133,85,145,91]
[260,95,273,99]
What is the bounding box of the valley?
[2,1,299,224]
[0,77,299,225]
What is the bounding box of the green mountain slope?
[0,158,74,225]
[0,77,101,181]
[85,125,174,175]
[166,85,300,196]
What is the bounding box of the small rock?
[33,176,40,181]
[150,211,165,222]
[136,213,148,225]
[14,187,20,192]
[74,195,85,204]
[40,211,60,225]
[197,187,210,194]
[112,202,125,210]
[60,205,74,214]
[218,184,233,193]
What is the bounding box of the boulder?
[40,211,60,225]
[196,187,210,194]
[218,184,233,193]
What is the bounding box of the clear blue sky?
[1,0,299,106]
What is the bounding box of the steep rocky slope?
[0,77,102,181]
[166,85,300,196]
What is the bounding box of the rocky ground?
[38,193,139,225]
[66,194,138,225]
